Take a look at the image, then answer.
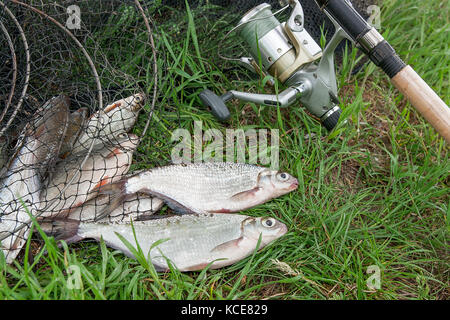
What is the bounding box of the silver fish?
[71,93,145,154]
[39,133,139,218]
[59,107,89,158]
[0,95,69,263]
[48,213,288,271]
[96,162,298,221]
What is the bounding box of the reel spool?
[200,0,350,131]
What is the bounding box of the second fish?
[96,162,298,220]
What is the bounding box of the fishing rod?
[199,0,450,143]
[314,0,450,143]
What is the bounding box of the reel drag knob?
[199,89,231,122]
[320,105,342,131]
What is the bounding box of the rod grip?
[391,66,450,143]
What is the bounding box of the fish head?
[118,93,146,113]
[116,133,139,150]
[241,216,288,247]
[130,93,146,111]
[257,169,298,197]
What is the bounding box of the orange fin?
[92,176,111,191]
[106,148,124,159]
[104,102,121,113]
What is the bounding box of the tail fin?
[39,218,82,243]
[92,179,128,221]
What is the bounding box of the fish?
[59,107,89,158]
[0,95,69,264]
[39,133,139,218]
[71,93,145,154]
[95,162,298,221]
[38,193,163,225]
[46,213,288,271]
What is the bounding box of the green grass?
[1,0,448,299]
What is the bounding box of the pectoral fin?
[210,236,243,254]
[230,187,260,201]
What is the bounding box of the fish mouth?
[277,223,288,236]
[289,179,299,190]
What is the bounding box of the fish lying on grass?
[71,93,145,154]
[39,133,139,217]
[95,162,298,221]
[0,95,69,264]
[46,213,288,271]
[38,193,163,228]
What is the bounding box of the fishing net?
[0,0,165,263]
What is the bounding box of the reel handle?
[199,89,231,122]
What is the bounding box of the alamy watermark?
[66,5,81,30]
[171,121,280,170]
[366,265,381,290]
[367,5,381,30]
[66,265,82,290]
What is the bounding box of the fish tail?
[40,218,82,243]
[93,179,128,221]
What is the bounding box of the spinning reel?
[200,0,351,131]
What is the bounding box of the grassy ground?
[0,0,448,299]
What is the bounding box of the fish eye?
[276,172,289,181]
[262,217,276,228]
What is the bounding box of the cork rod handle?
[391,66,450,143]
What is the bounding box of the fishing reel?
[200,0,351,131]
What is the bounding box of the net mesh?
[0,0,163,263]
